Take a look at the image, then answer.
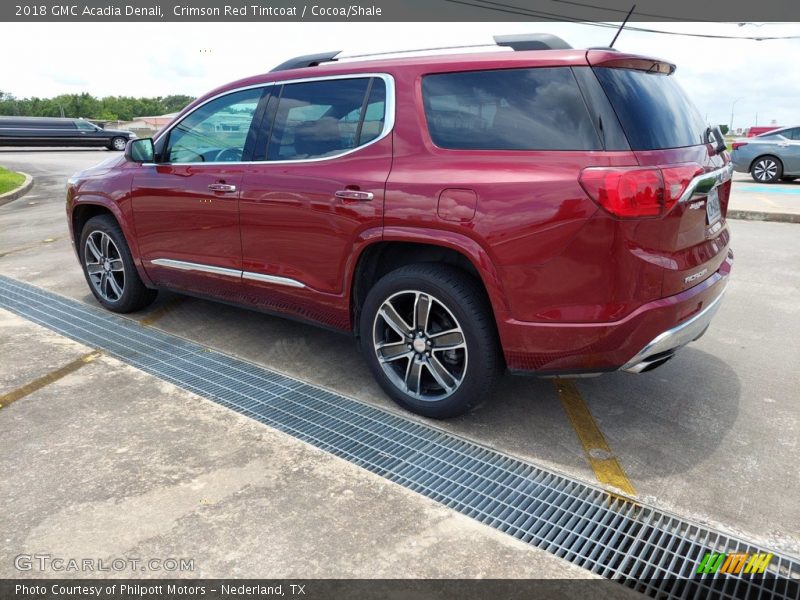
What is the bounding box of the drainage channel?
[0,275,797,599]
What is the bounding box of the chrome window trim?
[146,72,395,167]
[150,258,306,289]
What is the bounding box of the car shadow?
[98,289,742,486]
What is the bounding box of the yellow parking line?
[139,296,187,326]
[0,350,102,409]
[553,379,637,497]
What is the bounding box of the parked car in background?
[0,117,135,150]
[731,126,800,183]
[66,35,733,418]
[746,126,782,138]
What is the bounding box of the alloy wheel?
[84,230,125,302]
[112,137,127,151]
[372,290,468,402]
[753,159,778,182]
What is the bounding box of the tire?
[750,156,783,183]
[109,137,128,151]
[79,215,157,313]
[359,263,501,419]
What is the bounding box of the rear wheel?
[360,264,501,419]
[751,156,783,183]
[79,215,157,313]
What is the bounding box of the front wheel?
[751,156,783,183]
[109,137,128,151]
[360,264,501,419]
[79,215,157,312]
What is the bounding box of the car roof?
[190,47,668,105]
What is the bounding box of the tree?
[0,92,196,121]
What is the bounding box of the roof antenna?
[609,4,636,48]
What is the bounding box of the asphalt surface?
[1,148,798,579]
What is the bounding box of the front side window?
[165,88,262,163]
[75,120,96,131]
[421,67,601,151]
[266,77,386,161]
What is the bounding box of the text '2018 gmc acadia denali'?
[66,35,733,418]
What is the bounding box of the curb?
[728,209,800,224]
[0,172,33,207]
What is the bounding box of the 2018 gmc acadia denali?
[66,35,733,418]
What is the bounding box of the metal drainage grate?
[0,275,797,600]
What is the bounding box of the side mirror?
[125,138,154,163]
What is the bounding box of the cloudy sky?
[2,21,798,130]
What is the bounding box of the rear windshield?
[593,67,707,150]
[421,67,601,151]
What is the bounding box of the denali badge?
[684,268,708,284]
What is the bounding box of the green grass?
[0,167,25,195]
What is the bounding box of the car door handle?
[208,183,237,192]
[335,190,373,201]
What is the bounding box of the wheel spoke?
[414,293,432,333]
[426,355,457,392]
[109,259,124,272]
[429,328,465,349]
[107,274,123,299]
[405,359,423,395]
[86,263,104,275]
[86,236,102,261]
[380,302,413,338]
[377,341,413,363]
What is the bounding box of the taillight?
[731,142,748,150]
[579,164,703,219]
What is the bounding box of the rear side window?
[421,67,601,151]
[266,77,386,161]
[593,68,707,150]
[782,128,800,140]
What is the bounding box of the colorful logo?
[697,552,773,575]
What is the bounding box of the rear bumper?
[501,251,732,374]
[620,288,724,373]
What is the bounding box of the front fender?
[70,193,153,288]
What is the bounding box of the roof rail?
[493,33,572,51]
[271,51,341,72]
[270,34,572,72]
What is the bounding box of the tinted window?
[593,67,707,150]
[421,68,601,151]
[75,120,95,131]
[266,77,383,161]
[166,88,262,163]
[783,128,800,140]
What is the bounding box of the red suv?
[66,35,733,418]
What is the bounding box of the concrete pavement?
[1,148,798,581]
